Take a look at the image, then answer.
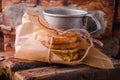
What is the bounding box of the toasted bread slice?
[51,47,79,54]
[34,29,78,44]
[42,41,80,50]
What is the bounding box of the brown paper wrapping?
[15,10,113,69]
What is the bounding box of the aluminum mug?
[43,8,101,34]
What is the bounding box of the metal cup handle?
[85,14,101,34]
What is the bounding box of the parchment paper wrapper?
[15,11,113,69]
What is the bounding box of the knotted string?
[62,28,94,63]
[47,35,54,63]
[35,13,103,64]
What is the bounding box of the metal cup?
[43,8,101,34]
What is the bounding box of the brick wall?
[2,0,115,38]
[2,0,13,10]
[67,0,92,5]
[68,0,115,38]
[0,0,2,12]
[2,0,63,8]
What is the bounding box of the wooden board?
[0,65,7,80]
[0,51,59,80]
[14,59,120,80]
[0,51,120,80]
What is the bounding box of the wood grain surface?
[0,51,120,80]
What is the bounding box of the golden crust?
[51,47,79,54]
[34,29,78,44]
[52,33,78,44]
[57,53,79,62]
[42,41,80,50]
[34,29,80,62]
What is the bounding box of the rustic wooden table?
[0,51,120,80]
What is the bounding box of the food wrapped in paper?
[15,10,113,69]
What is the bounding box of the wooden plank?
[2,58,57,72]
[14,59,120,80]
[2,58,55,80]
[0,51,58,80]
[0,51,14,80]
[0,65,8,80]
[14,66,91,80]
[0,51,120,80]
